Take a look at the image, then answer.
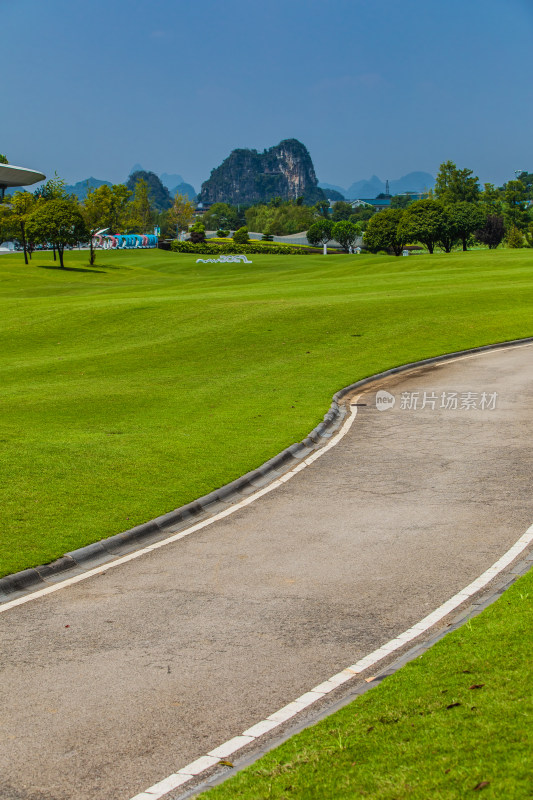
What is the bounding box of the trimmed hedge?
[170,241,323,255]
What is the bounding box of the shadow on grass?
[36,265,107,274]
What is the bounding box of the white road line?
[0,398,360,616]
[3,341,532,618]
[3,341,532,799]
[129,522,533,800]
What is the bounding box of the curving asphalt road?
[0,344,532,800]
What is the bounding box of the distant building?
[349,197,392,212]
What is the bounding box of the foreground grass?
[0,248,532,576]
[204,568,532,800]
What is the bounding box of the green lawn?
[1,247,532,576]
[203,567,532,800]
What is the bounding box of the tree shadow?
[36,264,107,273]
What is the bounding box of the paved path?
[1,345,532,800]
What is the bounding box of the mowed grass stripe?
[1,248,532,576]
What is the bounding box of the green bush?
[217,229,229,238]
[233,226,250,244]
[189,221,206,244]
[170,241,317,255]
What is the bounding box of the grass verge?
[203,566,532,799]
[0,248,532,576]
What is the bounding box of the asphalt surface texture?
[1,344,532,800]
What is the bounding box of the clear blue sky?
[3,0,531,191]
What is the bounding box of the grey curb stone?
[1,335,532,602]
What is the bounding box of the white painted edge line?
[3,340,532,618]
[0,398,360,617]
[129,521,533,800]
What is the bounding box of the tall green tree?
[82,185,112,265]
[26,200,87,268]
[398,199,449,254]
[503,180,529,230]
[446,202,485,251]
[307,219,333,252]
[167,192,196,238]
[34,174,68,201]
[313,200,330,219]
[331,201,354,221]
[480,183,503,215]
[0,154,8,164]
[390,194,412,209]
[364,209,408,256]
[202,202,239,231]
[8,191,38,264]
[126,170,172,211]
[435,160,480,204]
[332,220,361,252]
[128,179,154,232]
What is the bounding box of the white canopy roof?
[0,163,46,188]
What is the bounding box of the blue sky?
[2,0,531,191]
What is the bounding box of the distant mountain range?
[319,172,435,200]
[130,166,196,202]
[62,167,197,202]
[63,177,112,200]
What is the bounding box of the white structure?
[0,163,46,200]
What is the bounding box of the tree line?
[363,162,532,255]
[0,173,196,267]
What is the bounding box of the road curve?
[0,344,532,800]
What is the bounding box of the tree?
[82,185,113,265]
[505,226,524,248]
[128,178,154,232]
[126,170,172,211]
[108,184,133,232]
[233,226,250,244]
[517,171,533,200]
[307,219,333,253]
[398,199,449,254]
[0,154,8,164]
[364,209,408,256]
[34,174,68,201]
[331,201,353,222]
[26,200,87,268]
[8,191,38,264]
[503,180,529,230]
[202,202,239,231]
[390,194,412,209]
[480,183,503,216]
[168,192,195,238]
[189,221,206,243]
[475,215,505,249]
[313,200,330,219]
[348,205,376,227]
[332,220,360,252]
[446,202,485,251]
[435,160,480,204]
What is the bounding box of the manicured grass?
[203,567,533,800]
[0,248,532,576]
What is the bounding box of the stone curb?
[1,335,532,602]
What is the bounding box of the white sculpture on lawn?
[196,254,253,264]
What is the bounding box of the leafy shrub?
[233,226,250,244]
[189,221,206,244]
[505,225,524,248]
[217,229,229,238]
[170,241,320,255]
